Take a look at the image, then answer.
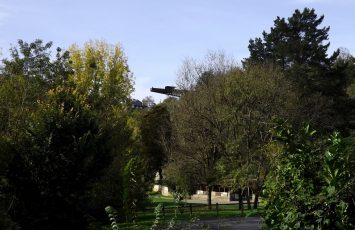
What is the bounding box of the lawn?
[103,195,263,230]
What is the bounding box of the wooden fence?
[142,202,254,218]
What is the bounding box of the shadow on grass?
[108,196,263,230]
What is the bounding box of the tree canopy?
[0,7,355,229]
[245,8,349,98]
[69,40,133,113]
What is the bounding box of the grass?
[103,195,263,230]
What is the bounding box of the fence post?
[189,204,192,216]
[217,203,220,230]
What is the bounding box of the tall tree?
[245,8,353,133]
[245,8,348,97]
[2,87,111,229]
[171,79,225,209]
[0,39,138,228]
[219,64,298,209]
[1,39,71,85]
[69,40,133,115]
[140,104,171,183]
[0,39,71,137]
[167,52,234,209]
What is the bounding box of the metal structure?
[150,86,185,97]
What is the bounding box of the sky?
[0,0,354,102]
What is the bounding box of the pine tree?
[245,8,348,97]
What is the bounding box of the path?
[182,217,262,230]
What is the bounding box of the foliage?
[247,8,334,66]
[69,40,133,114]
[150,203,164,230]
[105,206,119,230]
[149,198,200,230]
[142,96,156,108]
[245,8,343,94]
[219,64,297,208]
[245,7,353,134]
[169,57,300,209]
[123,157,148,223]
[167,52,235,207]
[0,39,140,228]
[262,122,355,229]
[1,39,72,86]
[1,86,112,229]
[0,39,74,228]
[0,39,72,137]
[140,104,171,182]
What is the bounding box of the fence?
[141,202,257,219]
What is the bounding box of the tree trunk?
[253,189,260,209]
[238,189,243,211]
[246,187,251,210]
[158,168,163,186]
[207,186,212,210]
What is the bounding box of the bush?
[262,122,354,229]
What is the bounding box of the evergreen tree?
[2,87,111,229]
[245,8,348,97]
[140,104,171,183]
[245,8,353,133]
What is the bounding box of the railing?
[141,202,259,219]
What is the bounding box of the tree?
[69,40,133,114]
[263,122,355,229]
[247,8,334,67]
[166,52,234,209]
[245,8,348,97]
[122,157,147,223]
[335,48,355,98]
[1,87,112,229]
[140,104,171,183]
[68,41,149,225]
[0,41,74,228]
[170,81,224,209]
[1,39,71,86]
[219,64,298,209]
[141,96,156,108]
[0,39,138,228]
[168,53,299,210]
[0,39,71,137]
[245,8,353,134]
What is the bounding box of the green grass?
[103,195,263,230]
[147,194,175,207]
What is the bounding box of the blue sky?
[0,0,354,102]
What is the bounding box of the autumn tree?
[69,40,133,115]
[68,40,148,223]
[0,39,137,228]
